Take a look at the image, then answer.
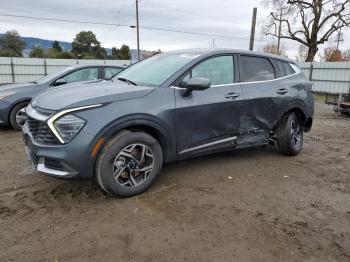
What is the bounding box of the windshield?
[35,67,73,84]
[112,53,199,87]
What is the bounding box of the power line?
[0,13,269,42]
[0,13,130,27]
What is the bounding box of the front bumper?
[22,122,95,179]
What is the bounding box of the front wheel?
[9,101,29,131]
[276,112,304,156]
[95,131,163,197]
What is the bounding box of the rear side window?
[239,56,275,82]
[105,67,122,79]
[271,60,295,78]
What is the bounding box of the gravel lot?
[0,102,349,262]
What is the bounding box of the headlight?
[47,104,102,144]
[0,91,15,100]
[52,114,86,143]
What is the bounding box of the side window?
[182,56,234,86]
[63,68,99,84]
[271,60,295,78]
[239,56,275,82]
[105,67,122,79]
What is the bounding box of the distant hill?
[0,34,71,51]
[0,33,156,60]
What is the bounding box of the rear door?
[174,55,244,155]
[237,55,294,133]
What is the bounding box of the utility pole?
[249,7,257,51]
[276,7,283,55]
[136,0,140,61]
[335,25,343,51]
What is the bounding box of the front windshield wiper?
[30,81,37,84]
[116,77,137,86]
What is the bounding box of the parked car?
[22,49,314,197]
[0,64,123,130]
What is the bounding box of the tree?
[52,40,63,53]
[93,46,108,59]
[118,45,131,59]
[0,30,26,57]
[111,47,118,58]
[261,43,288,56]
[296,44,309,62]
[263,0,350,62]
[46,48,58,58]
[72,31,101,58]
[55,51,75,59]
[111,44,131,60]
[29,45,46,58]
[320,46,348,61]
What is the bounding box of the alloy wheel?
[113,143,154,187]
[15,108,27,127]
[290,119,303,147]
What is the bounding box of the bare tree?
[261,43,288,56]
[262,0,350,62]
[296,44,309,61]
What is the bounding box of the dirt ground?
[0,102,349,262]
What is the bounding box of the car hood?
[32,80,155,111]
[0,82,37,92]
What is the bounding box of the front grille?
[27,117,60,145]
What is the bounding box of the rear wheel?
[9,101,29,131]
[95,131,163,197]
[276,112,304,156]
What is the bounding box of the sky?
[0,0,349,59]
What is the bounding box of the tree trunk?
[305,46,318,62]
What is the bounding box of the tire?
[276,112,304,156]
[95,131,163,197]
[9,101,30,131]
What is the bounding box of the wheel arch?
[89,115,175,171]
[274,101,310,131]
[8,98,32,124]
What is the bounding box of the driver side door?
[174,55,243,156]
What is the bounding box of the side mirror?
[184,77,211,91]
[53,78,67,86]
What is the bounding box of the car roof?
[167,48,294,63]
[67,64,123,70]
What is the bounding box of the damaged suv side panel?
[237,56,313,137]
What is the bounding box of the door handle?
[276,88,289,95]
[225,92,240,99]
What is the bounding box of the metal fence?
[298,61,350,94]
[0,57,131,84]
[1,57,349,94]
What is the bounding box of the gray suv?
[22,49,314,197]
